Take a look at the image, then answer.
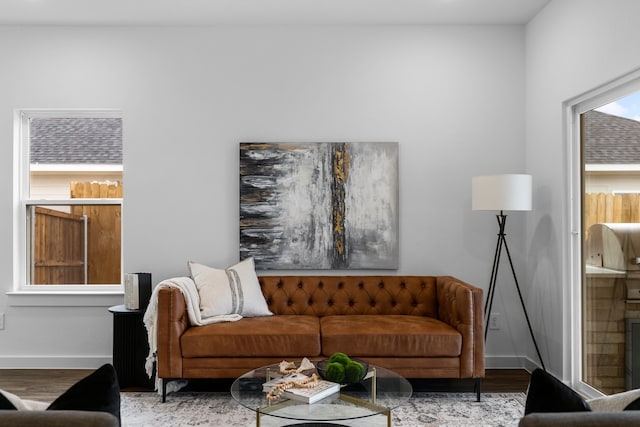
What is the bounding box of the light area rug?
[120,392,526,427]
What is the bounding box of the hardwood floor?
[0,369,531,402]
[0,369,94,402]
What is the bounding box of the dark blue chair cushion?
[524,368,591,415]
[47,363,120,423]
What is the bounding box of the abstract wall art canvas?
[240,142,398,270]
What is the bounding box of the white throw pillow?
[0,389,49,410]
[587,388,640,411]
[188,257,272,318]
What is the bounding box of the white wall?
[0,25,526,368]
[526,0,640,378]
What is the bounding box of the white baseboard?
[0,355,112,369]
[485,355,540,372]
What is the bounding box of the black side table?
[108,304,154,389]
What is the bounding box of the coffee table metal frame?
[232,363,411,427]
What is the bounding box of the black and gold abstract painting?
[240,142,398,270]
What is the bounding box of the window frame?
[564,69,640,397]
[13,109,124,294]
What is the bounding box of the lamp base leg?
[484,213,546,371]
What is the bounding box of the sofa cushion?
[181,315,321,358]
[519,412,640,427]
[320,315,462,357]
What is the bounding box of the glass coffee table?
[231,362,412,427]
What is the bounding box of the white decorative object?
[279,360,297,374]
[278,357,314,375]
[263,372,310,392]
[265,373,322,402]
[297,357,315,372]
[124,273,152,310]
[188,257,272,318]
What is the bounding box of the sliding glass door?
[581,92,640,394]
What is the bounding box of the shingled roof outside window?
[583,110,640,165]
[30,117,122,165]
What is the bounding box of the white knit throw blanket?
[143,277,242,392]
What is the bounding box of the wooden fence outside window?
[584,192,640,233]
[32,181,122,285]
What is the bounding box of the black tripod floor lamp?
[472,174,546,371]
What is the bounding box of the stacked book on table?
[263,373,340,404]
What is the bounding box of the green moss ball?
[325,362,346,383]
[344,360,365,383]
[328,352,351,365]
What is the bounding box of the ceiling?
[0,0,551,26]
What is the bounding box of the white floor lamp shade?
[472,174,532,212]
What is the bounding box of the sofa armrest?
[157,287,190,379]
[519,412,640,427]
[0,411,119,427]
[436,276,485,378]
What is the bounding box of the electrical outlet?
[0,313,4,330]
[489,313,500,330]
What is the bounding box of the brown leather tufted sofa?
[156,275,484,401]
